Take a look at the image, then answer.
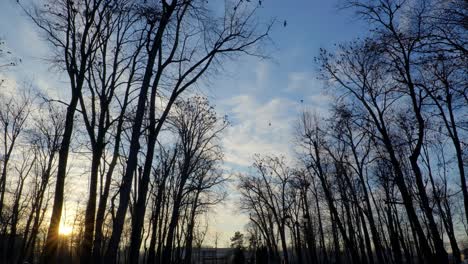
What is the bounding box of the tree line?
[238,1,467,264]
[0,0,270,263]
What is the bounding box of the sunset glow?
[59,223,73,236]
[0,0,466,263]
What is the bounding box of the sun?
[59,223,73,236]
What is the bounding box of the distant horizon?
[0,0,366,247]
[0,0,466,264]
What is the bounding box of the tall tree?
[24,0,114,261]
[105,1,270,263]
[77,1,144,262]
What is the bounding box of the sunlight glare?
[59,223,73,236]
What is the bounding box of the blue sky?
[0,0,366,246]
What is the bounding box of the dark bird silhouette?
[283,20,287,27]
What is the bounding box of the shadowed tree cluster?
[238,0,467,264]
[0,0,466,264]
[0,0,270,263]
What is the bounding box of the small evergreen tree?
[230,231,246,264]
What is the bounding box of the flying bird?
[283,20,287,27]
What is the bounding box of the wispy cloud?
[286,71,316,92]
[220,94,301,167]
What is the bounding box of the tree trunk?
[81,141,105,264]
[104,7,175,261]
[42,94,79,263]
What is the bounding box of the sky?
[0,0,367,247]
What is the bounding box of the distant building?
[191,248,233,264]
[462,248,468,263]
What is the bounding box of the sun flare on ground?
[59,223,73,236]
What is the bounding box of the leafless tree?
[92,1,271,262]
[18,103,65,264]
[0,91,32,224]
[23,0,115,261]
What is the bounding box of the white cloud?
[219,94,300,167]
[286,71,319,92]
[255,61,270,90]
[286,71,310,92]
[207,197,250,247]
[210,94,312,243]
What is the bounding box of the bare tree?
[19,103,65,264]
[239,155,298,264]
[102,1,270,263]
[77,1,145,262]
[158,96,227,264]
[23,0,115,261]
[0,91,32,225]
